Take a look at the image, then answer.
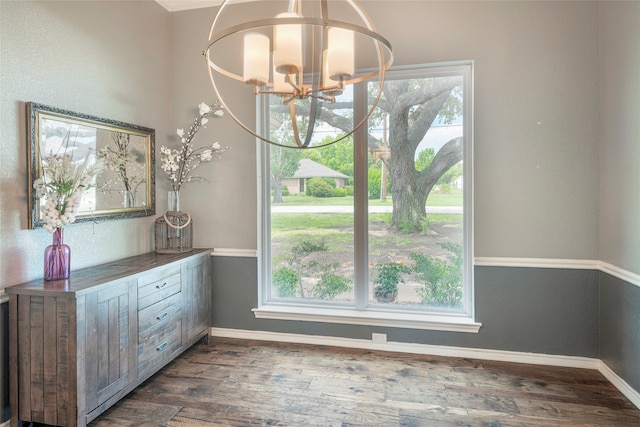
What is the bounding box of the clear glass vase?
[168,190,180,212]
[44,228,70,281]
[154,189,193,253]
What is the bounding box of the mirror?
[27,102,156,228]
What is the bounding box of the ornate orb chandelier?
[204,0,393,149]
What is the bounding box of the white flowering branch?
[160,102,229,192]
[33,151,103,233]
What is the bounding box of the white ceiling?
[155,0,220,12]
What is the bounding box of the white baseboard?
[598,360,640,409]
[210,327,599,368]
[210,327,640,409]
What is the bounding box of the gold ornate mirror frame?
[27,102,156,228]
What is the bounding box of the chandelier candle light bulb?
[273,12,303,74]
[243,32,270,85]
[328,27,354,80]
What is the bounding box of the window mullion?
[353,82,369,310]
[258,94,271,305]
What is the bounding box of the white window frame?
[255,61,479,333]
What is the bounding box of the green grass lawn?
[277,188,462,207]
[271,212,462,240]
[271,190,463,252]
[426,189,463,206]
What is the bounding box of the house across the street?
[282,158,349,195]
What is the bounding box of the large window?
[257,63,476,331]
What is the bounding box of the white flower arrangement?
[33,152,103,233]
[160,102,228,192]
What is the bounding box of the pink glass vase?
[44,228,70,281]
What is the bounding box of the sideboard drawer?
[138,319,182,377]
[138,271,181,310]
[138,293,182,341]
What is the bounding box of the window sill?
[252,305,482,333]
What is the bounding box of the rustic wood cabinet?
[7,249,211,427]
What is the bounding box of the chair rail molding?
[474,257,640,289]
[473,257,598,270]
[211,248,257,257]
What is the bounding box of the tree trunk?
[272,177,283,204]
[383,77,463,233]
[390,179,428,233]
[389,137,463,233]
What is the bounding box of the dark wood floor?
[89,338,640,426]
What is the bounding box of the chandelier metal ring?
[203,0,393,149]
[205,18,393,86]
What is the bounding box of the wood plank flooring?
[88,338,640,426]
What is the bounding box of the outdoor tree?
[302,136,354,180]
[415,148,436,172]
[270,76,463,232]
[438,161,463,186]
[377,77,463,232]
[416,149,463,187]
[270,145,301,204]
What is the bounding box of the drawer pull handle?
[157,342,168,352]
[156,281,167,289]
[157,312,169,321]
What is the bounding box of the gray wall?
[598,1,640,393]
[599,2,640,273]
[169,6,258,250]
[600,273,640,392]
[0,0,172,288]
[213,257,600,357]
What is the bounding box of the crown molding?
[155,0,219,12]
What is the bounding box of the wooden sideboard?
[6,249,212,427]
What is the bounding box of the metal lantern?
[154,211,193,253]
